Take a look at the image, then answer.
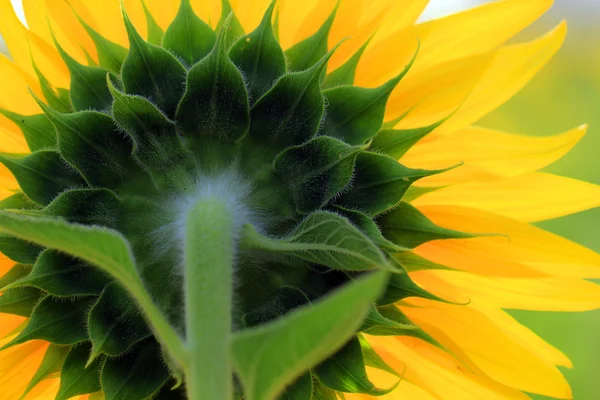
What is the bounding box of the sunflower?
[0,0,599,399]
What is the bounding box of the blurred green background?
[1,0,598,398]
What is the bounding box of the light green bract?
[0,1,462,399]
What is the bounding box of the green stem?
[184,199,235,400]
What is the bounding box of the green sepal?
[108,80,192,177]
[360,304,419,336]
[5,250,109,296]
[73,11,128,74]
[278,373,313,400]
[142,0,164,45]
[377,265,447,306]
[101,340,170,400]
[370,119,447,159]
[0,192,37,210]
[0,110,56,151]
[249,46,339,151]
[121,8,187,117]
[315,336,397,395]
[41,188,121,228]
[284,5,337,72]
[52,33,119,111]
[163,0,216,67]
[322,75,402,145]
[0,263,32,289]
[357,334,400,377]
[332,206,407,253]
[216,0,245,48]
[376,305,443,349]
[35,102,138,189]
[336,152,452,216]
[377,201,473,248]
[0,150,84,205]
[0,287,43,317]
[393,251,453,273]
[231,271,387,400]
[0,295,95,349]
[241,211,390,272]
[56,343,103,400]
[229,1,285,99]
[0,234,43,264]
[322,38,371,88]
[87,281,151,362]
[273,137,362,213]
[31,59,73,113]
[175,16,250,150]
[20,344,71,400]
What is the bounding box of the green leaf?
[285,5,337,72]
[322,39,371,88]
[41,188,122,228]
[74,11,128,74]
[5,250,109,296]
[332,206,407,253]
[0,150,85,205]
[0,287,43,317]
[357,334,400,377]
[273,137,362,213]
[108,79,191,176]
[20,344,71,399]
[249,46,339,150]
[315,336,397,395]
[141,0,164,45]
[102,340,170,400]
[0,110,56,151]
[216,0,245,48]
[175,15,250,146]
[241,211,390,271]
[163,0,216,67]
[0,234,43,264]
[56,343,103,400]
[360,304,419,336]
[229,1,285,99]
[377,201,472,248]
[0,263,32,289]
[336,152,451,216]
[88,281,151,361]
[52,33,119,111]
[1,296,95,349]
[322,75,402,145]
[370,119,447,159]
[277,373,313,400]
[231,271,387,400]
[35,101,138,189]
[121,8,187,117]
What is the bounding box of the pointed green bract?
[241,212,390,271]
[20,344,71,399]
[217,0,245,48]
[0,234,43,264]
[0,263,31,289]
[357,335,400,377]
[371,119,447,159]
[322,39,371,88]
[394,251,453,272]
[88,282,151,360]
[41,188,121,227]
[229,1,285,99]
[1,296,94,349]
[121,9,187,117]
[176,16,250,148]
[232,272,387,400]
[0,110,56,151]
[315,336,397,395]
[142,0,164,45]
[102,340,170,400]
[0,151,84,205]
[31,60,73,113]
[378,201,473,248]
[163,0,216,67]
[0,287,42,317]
[377,265,448,305]
[56,343,103,400]
[273,137,361,213]
[278,373,313,400]
[360,304,419,335]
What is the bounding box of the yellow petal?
[412,172,600,222]
[0,56,41,115]
[414,205,600,278]
[139,0,178,31]
[71,0,129,47]
[0,123,29,153]
[416,270,600,311]
[401,300,572,398]
[344,372,437,399]
[0,339,48,400]
[391,22,566,130]
[367,336,529,400]
[401,124,587,186]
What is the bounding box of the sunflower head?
[0,0,599,399]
